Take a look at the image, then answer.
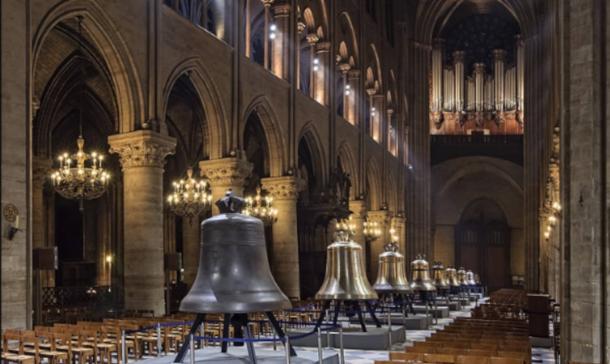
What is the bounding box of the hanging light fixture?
[167,168,212,220]
[243,187,278,225]
[50,17,110,209]
[363,218,382,242]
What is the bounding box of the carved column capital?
[199,157,253,189]
[367,210,389,224]
[108,130,176,170]
[261,176,299,200]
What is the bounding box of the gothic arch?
[368,44,383,89]
[241,96,287,177]
[162,57,227,159]
[337,142,358,200]
[33,0,144,133]
[337,12,359,66]
[298,122,327,188]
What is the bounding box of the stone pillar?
[108,130,176,315]
[199,157,252,215]
[338,61,350,120]
[181,218,200,286]
[262,0,274,70]
[367,210,389,280]
[349,200,367,246]
[372,94,385,143]
[314,41,330,105]
[391,215,407,256]
[32,157,53,287]
[261,176,300,300]
[347,69,360,125]
[306,34,319,98]
[271,3,290,80]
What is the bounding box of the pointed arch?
[338,12,359,66]
[162,57,227,159]
[298,122,327,188]
[337,142,358,200]
[33,0,144,133]
[241,95,287,177]
[368,44,383,89]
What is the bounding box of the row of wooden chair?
[378,351,526,364]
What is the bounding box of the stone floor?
[136,300,557,364]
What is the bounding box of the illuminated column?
[338,61,351,120]
[262,0,274,70]
[346,69,360,125]
[493,49,506,113]
[199,157,253,215]
[109,130,176,315]
[515,35,525,118]
[431,39,444,120]
[387,108,395,154]
[474,63,486,112]
[306,33,319,98]
[314,41,330,105]
[349,200,367,246]
[261,176,300,300]
[367,210,389,279]
[373,94,385,142]
[245,0,251,58]
[296,21,306,90]
[453,51,465,112]
[271,3,290,79]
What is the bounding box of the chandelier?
[50,134,110,206]
[363,219,382,242]
[243,187,278,225]
[167,168,212,220]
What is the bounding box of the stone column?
[199,157,252,215]
[181,218,200,286]
[109,130,176,315]
[349,200,367,247]
[261,176,300,300]
[372,94,385,143]
[391,215,407,257]
[306,34,319,98]
[347,69,360,125]
[262,0,274,70]
[32,157,53,287]
[271,3,290,80]
[314,41,330,105]
[367,210,389,280]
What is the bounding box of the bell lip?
[315,293,378,300]
[373,286,412,293]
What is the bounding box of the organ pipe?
[453,51,465,112]
[493,49,506,113]
[431,39,444,113]
[516,35,525,113]
[474,63,485,112]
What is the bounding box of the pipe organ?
[430,36,524,135]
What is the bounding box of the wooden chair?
[456,355,491,364]
[21,330,69,364]
[423,353,456,363]
[490,357,526,364]
[390,351,424,361]
[2,331,35,364]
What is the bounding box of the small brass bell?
[315,220,378,300]
[457,267,469,287]
[445,267,460,287]
[180,191,291,313]
[373,241,411,293]
[409,255,436,292]
[466,270,477,286]
[431,261,449,290]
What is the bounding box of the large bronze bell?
[180,192,291,314]
[431,261,450,290]
[409,255,437,292]
[373,241,411,293]
[466,270,477,286]
[457,267,469,287]
[315,220,378,300]
[446,267,460,287]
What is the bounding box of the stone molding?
[367,210,389,224]
[348,200,367,218]
[108,130,176,170]
[33,157,53,187]
[199,157,252,188]
[261,176,299,200]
